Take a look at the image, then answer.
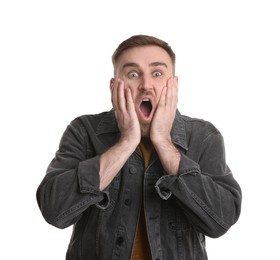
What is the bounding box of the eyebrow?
[122,62,168,70]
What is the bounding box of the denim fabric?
[36,110,242,260]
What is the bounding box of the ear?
[110,78,115,92]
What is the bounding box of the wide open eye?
[152,71,162,77]
[128,71,139,78]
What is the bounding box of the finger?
[172,77,178,108]
[167,77,178,109]
[112,79,127,113]
[117,79,126,112]
[111,79,118,109]
[158,86,167,107]
[125,88,134,112]
[166,78,173,107]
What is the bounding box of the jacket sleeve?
[155,131,242,238]
[36,119,109,229]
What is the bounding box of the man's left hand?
[150,76,178,144]
[150,77,180,175]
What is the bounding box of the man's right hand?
[111,78,141,147]
[98,79,141,191]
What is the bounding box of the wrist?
[152,137,180,175]
[151,135,172,148]
[119,135,140,151]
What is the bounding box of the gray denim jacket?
[36,110,242,260]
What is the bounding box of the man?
[36,35,242,260]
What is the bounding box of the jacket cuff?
[155,153,200,200]
[77,156,110,209]
[155,175,177,200]
[78,156,101,193]
[95,191,110,209]
[178,153,201,176]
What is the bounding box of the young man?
[37,35,242,260]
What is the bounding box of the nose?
[138,75,153,91]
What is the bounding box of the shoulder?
[174,112,228,156]
[69,110,117,134]
[74,111,111,124]
[177,113,223,143]
[177,112,221,140]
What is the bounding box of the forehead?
[117,45,172,69]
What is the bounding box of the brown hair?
[112,34,176,75]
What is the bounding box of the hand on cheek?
[111,79,141,146]
[150,77,178,143]
[150,76,180,175]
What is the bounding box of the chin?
[140,124,151,138]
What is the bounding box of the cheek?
[154,84,166,97]
[123,83,139,103]
[123,80,139,94]
[123,78,138,88]
[131,90,141,106]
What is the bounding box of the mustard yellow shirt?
[131,140,153,260]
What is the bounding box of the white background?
[1,0,279,259]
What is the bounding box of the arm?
[100,79,140,190]
[150,77,241,237]
[36,119,106,229]
[155,130,242,238]
[36,79,140,228]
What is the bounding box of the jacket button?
[129,167,136,174]
[116,236,124,245]
[124,199,131,206]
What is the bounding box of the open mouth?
[140,99,153,118]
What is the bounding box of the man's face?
[111,45,175,136]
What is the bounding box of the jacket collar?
[95,109,188,152]
[96,109,119,135]
[171,110,188,153]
